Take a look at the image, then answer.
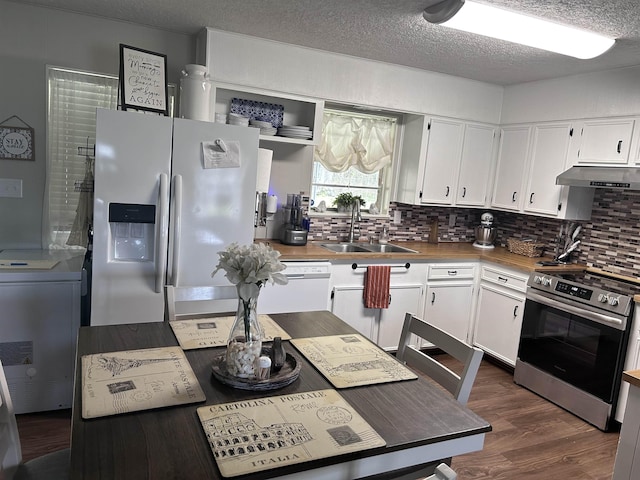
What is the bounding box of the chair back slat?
[397,313,483,405]
[0,360,22,478]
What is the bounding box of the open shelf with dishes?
[212,83,324,145]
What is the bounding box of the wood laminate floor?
[15,359,620,479]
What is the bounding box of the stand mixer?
[473,212,497,249]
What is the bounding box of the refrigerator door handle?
[155,173,169,293]
[170,174,183,286]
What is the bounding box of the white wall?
[199,28,504,124]
[0,1,193,249]
[501,65,640,124]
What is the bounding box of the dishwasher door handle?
[285,274,331,280]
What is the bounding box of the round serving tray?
[211,352,301,391]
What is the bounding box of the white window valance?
[314,112,394,174]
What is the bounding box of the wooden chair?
[165,285,238,321]
[396,313,484,406]
[1,361,69,480]
[426,463,457,480]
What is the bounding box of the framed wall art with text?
[0,125,34,161]
[119,44,168,116]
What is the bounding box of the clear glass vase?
[226,283,263,379]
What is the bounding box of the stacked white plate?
[277,125,313,139]
[250,119,277,136]
[229,113,249,127]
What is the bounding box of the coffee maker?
[281,194,309,246]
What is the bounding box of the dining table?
[69,310,491,479]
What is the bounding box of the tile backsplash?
[308,190,640,279]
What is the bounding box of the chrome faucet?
[347,202,362,242]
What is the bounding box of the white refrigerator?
[91,109,259,325]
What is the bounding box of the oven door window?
[519,300,626,403]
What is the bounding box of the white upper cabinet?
[491,125,531,211]
[456,123,496,206]
[395,115,495,208]
[575,118,635,165]
[524,123,572,216]
[491,123,593,220]
[211,82,324,146]
[420,118,465,205]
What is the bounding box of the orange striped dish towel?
[363,266,391,309]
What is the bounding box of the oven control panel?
[555,281,593,300]
[528,272,634,317]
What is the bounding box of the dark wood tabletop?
[70,311,491,479]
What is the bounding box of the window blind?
[45,67,118,249]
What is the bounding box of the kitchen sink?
[361,243,418,253]
[320,243,371,253]
[319,243,418,254]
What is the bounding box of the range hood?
[556,166,640,189]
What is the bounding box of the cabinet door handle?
[529,192,534,204]
[388,294,392,307]
[617,140,623,154]
[445,186,450,197]
[513,305,519,317]
[512,191,517,202]
[431,292,436,305]
[462,187,466,198]
[498,276,508,283]
[447,270,458,276]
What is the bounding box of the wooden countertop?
[268,241,640,301]
[623,370,640,389]
[266,240,587,274]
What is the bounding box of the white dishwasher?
[258,261,331,314]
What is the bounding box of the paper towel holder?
[256,194,277,227]
[266,194,278,214]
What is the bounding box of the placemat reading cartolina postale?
[81,346,205,419]
[197,388,385,478]
[169,315,291,350]
[290,334,417,388]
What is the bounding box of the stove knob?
[598,293,609,303]
[533,275,543,284]
[608,296,620,306]
[541,277,552,287]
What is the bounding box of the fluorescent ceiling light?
[423,0,615,59]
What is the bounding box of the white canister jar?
[179,64,212,121]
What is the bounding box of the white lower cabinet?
[616,305,640,423]
[424,263,476,343]
[473,265,528,366]
[331,285,377,340]
[330,261,426,350]
[613,381,640,479]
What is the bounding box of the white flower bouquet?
[212,242,288,378]
[212,242,288,293]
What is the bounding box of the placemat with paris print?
[169,315,290,350]
[197,388,385,477]
[81,346,205,419]
[290,334,417,388]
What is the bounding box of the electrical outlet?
[393,210,401,224]
[449,213,457,227]
[0,178,22,198]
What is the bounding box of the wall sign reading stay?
[0,126,34,161]
[119,44,168,116]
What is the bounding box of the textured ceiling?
[11,0,640,85]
